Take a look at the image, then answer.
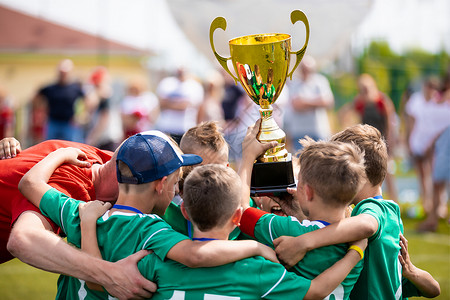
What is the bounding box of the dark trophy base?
[250,153,296,197]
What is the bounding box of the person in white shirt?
[155,67,204,144]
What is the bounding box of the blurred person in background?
[338,73,399,201]
[220,69,246,166]
[32,59,89,143]
[197,69,225,126]
[418,72,450,232]
[0,85,14,140]
[85,66,123,151]
[405,75,450,218]
[283,55,334,154]
[120,77,159,139]
[155,67,204,144]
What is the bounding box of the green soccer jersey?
[138,252,312,299]
[349,197,404,300]
[40,188,189,300]
[240,208,364,300]
[163,198,257,240]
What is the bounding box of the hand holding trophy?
[210,10,310,195]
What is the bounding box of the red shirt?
[0,140,113,263]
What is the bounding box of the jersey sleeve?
[138,217,189,261]
[137,252,159,282]
[39,188,83,246]
[240,207,321,247]
[258,259,311,299]
[351,198,384,241]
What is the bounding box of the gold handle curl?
[288,10,310,80]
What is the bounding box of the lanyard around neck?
[112,204,144,215]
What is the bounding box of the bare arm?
[238,119,277,209]
[304,239,367,300]
[166,238,279,268]
[399,234,440,298]
[18,147,91,208]
[7,211,156,299]
[273,213,378,268]
[0,137,21,159]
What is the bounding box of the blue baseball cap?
[116,130,202,184]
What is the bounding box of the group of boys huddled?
[2,118,441,299]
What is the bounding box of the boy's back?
[139,253,311,299]
[241,210,363,299]
[350,197,403,299]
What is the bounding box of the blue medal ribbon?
[112,204,144,215]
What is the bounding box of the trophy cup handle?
[209,17,239,84]
[287,10,310,80]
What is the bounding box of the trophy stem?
[257,105,288,162]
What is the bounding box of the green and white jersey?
[350,197,404,300]
[40,188,189,300]
[240,208,364,300]
[138,253,311,300]
[163,198,257,240]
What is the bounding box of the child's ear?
[180,202,190,221]
[305,184,314,202]
[155,176,168,195]
[231,206,243,226]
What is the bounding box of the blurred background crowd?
[0,0,449,298]
[0,1,449,229]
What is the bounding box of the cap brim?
[181,154,203,166]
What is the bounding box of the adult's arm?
[7,211,156,299]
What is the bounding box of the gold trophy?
[210,10,310,195]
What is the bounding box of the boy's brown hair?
[298,138,366,207]
[331,124,388,187]
[183,164,241,231]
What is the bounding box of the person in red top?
[0,137,155,299]
[338,73,398,202]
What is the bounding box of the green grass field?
[0,217,448,299]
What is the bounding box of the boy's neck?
[113,192,155,215]
[308,201,346,224]
[353,182,383,205]
[192,226,231,241]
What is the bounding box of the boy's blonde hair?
[331,124,388,186]
[183,164,241,231]
[178,121,229,193]
[299,138,366,206]
[180,121,228,162]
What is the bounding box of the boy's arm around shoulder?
[274,213,378,268]
[18,147,91,208]
[166,238,279,268]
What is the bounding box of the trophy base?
[250,153,296,197]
